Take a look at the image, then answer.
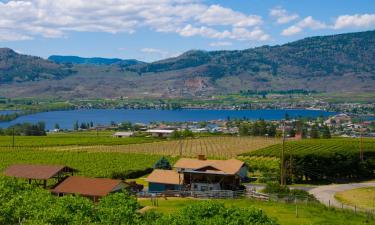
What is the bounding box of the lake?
[0,109,335,130]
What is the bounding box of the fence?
[137,190,246,199]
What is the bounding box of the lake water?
[0,109,335,130]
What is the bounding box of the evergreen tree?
[153,157,172,170]
[310,124,319,139]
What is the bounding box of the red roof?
[52,176,124,197]
[3,164,75,180]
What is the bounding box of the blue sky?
[0,0,374,62]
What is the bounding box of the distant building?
[146,156,247,192]
[146,129,174,138]
[113,132,134,138]
[52,176,127,202]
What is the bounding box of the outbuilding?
[3,164,77,188]
[52,176,126,202]
[146,129,174,138]
[113,131,134,138]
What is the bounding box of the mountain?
[0,48,74,83]
[0,30,374,99]
[48,55,144,66]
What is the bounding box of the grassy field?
[138,198,372,225]
[0,131,160,147]
[335,187,375,210]
[243,138,375,157]
[0,148,176,178]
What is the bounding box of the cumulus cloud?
[334,14,375,29]
[281,16,327,36]
[269,7,299,24]
[0,0,269,42]
[197,4,262,27]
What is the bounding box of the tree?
[54,123,60,130]
[153,157,172,170]
[322,125,331,139]
[73,121,79,131]
[310,124,319,139]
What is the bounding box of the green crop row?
[0,148,176,178]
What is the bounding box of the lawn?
[335,187,375,210]
[138,198,373,225]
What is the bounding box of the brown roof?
[3,164,75,180]
[174,158,245,175]
[146,169,182,185]
[52,176,123,197]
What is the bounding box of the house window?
[193,184,198,189]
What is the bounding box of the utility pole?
[360,124,364,162]
[280,120,286,186]
[12,127,15,148]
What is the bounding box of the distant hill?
[48,55,144,66]
[0,30,374,99]
[0,48,74,83]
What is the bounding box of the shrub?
[153,156,172,170]
[111,168,153,180]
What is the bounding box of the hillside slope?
[48,55,144,66]
[0,48,74,83]
[0,30,374,99]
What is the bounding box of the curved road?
[308,182,375,211]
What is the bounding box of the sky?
[0,0,374,62]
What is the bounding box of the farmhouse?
[146,156,247,192]
[113,131,134,138]
[3,164,77,188]
[52,176,126,202]
[146,129,174,138]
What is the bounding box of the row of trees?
[0,177,277,225]
[0,122,46,136]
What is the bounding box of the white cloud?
[269,7,299,24]
[197,4,262,27]
[141,48,168,54]
[281,16,327,36]
[0,0,268,42]
[209,41,232,47]
[334,14,375,29]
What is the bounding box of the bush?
[155,201,279,225]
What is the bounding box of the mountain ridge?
[0,30,374,99]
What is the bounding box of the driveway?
[308,182,375,211]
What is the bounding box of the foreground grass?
[139,198,373,225]
[335,187,375,210]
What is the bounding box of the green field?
[0,131,160,147]
[243,138,375,157]
[138,198,373,225]
[0,149,176,178]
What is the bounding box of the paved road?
[308,182,375,211]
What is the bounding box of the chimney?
[198,155,206,160]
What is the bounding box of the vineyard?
[242,138,375,182]
[243,138,375,157]
[0,149,174,177]
[29,136,282,158]
[0,132,160,147]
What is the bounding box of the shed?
[113,131,134,138]
[3,164,77,188]
[146,129,174,138]
[52,176,126,201]
[146,169,183,192]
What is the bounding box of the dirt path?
[308,182,375,211]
